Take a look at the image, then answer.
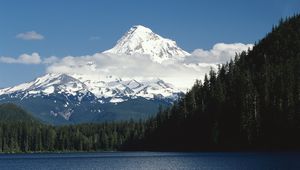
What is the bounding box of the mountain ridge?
[0,73,182,124]
[0,73,181,101]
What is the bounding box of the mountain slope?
[0,74,89,97]
[104,25,190,63]
[0,103,39,123]
[0,73,181,124]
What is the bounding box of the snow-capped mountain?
[0,73,182,124]
[0,73,180,101]
[0,74,88,97]
[0,25,188,124]
[104,25,190,63]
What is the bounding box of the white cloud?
[0,53,42,64]
[0,43,251,88]
[45,42,252,89]
[43,56,59,64]
[16,31,44,40]
[186,43,253,64]
[46,52,209,89]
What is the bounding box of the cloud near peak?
[45,43,253,89]
[186,43,253,64]
[0,53,42,64]
[0,43,253,89]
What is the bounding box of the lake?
[0,152,299,170]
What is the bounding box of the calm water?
[0,152,299,170]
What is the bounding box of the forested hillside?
[0,104,38,123]
[0,104,144,152]
[132,14,300,151]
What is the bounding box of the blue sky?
[0,0,299,87]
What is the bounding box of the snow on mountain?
[0,73,181,102]
[103,25,190,63]
[0,74,88,96]
[72,74,181,100]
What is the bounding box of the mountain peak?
[104,25,190,63]
[130,25,153,34]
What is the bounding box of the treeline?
[0,118,145,152]
[129,14,300,151]
[0,103,145,152]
